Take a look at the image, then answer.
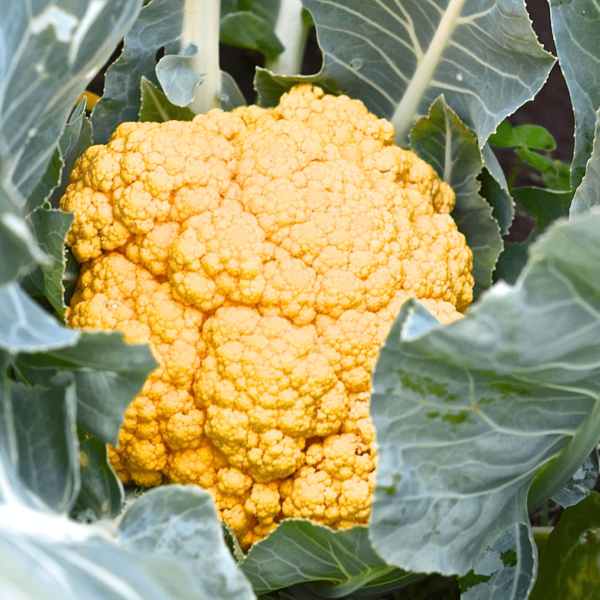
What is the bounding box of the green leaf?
[71,437,124,522]
[91,0,186,143]
[459,524,535,600]
[0,283,78,353]
[0,181,52,286]
[511,125,556,151]
[260,592,297,600]
[0,526,251,600]
[494,187,573,285]
[571,107,600,217]
[487,120,516,148]
[26,150,63,212]
[514,147,553,174]
[551,449,599,509]
[157,65,246,114]
[0,213,49,287]
[255,0,554,147]
[369,210,600,577]
[0,0,138,288]
[512,187,572,234]
[254,68,299,106]
[1,361,251,600]
[50,102,94,209]
[12,376,79,514]
[241,521,421,597]
[57,99,88,160]
[513,149,571,193]
[221,11,284,60]
[223,523,246,563]
[388,575,461,600]
[532,527,552,557]
[220,72,248,111]
[493,240,531,286]
[156,53,203,107]
[62,249,81,308]
[548,0,600,189]
[514,148,555,177]
[27,99,90,214]
[1,358,251,600]
[489,121,556,152]
[119,486,254,599]
[139,77,196,123]
[17,332,158,445]
[481,144,514,227]
[478,167,514,237]
[222,0,280,27]
[410,97,502,298]
[0,351,28,506]
[0,0,143,198]
[541,161,571,193]
[24,208,74,319]
[530,492,600,599]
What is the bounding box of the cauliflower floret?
[62,84,473,546]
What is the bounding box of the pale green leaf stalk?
[265,0,309,75]
[391,0,468,144]
[183,0,223,112]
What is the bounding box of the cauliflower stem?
[265,0,311,75]
[182,0,223,113]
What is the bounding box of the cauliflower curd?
[61,84,473,546]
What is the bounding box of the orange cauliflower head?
[61,84,473,547]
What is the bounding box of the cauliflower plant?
[61,84,473,547]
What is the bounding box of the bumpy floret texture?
[62,85,473,546]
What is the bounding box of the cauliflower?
[61,84,473,547]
